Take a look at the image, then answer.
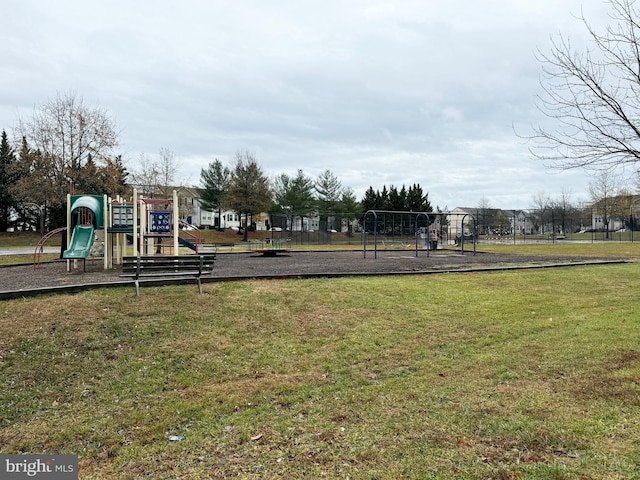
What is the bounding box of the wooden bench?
[121,254,216,296]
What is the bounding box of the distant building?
[447,207,533,237]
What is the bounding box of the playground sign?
[150,212,171,233]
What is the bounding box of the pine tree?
[73,153,100,194]
[388,185,405,210]
[406,184,431,212]
[273,169,315,231]
[314,170,342,230]
[226,151,272,241]
[0,130,16,231]
[338,187,360,235]
[361,186,380,211]
[198,159,230,230]
[102,155,129,197]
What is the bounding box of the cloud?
[0,0,609,209]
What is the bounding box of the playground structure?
[35,189,202,271]
[362,210,477,259]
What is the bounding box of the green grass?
[476,241,640,258]
[1,265,639,479]
[0,232,61,265]
[0,253,60,265]
[0,232,50,248]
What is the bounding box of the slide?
[178,236,198,252]
[63,225,95,259]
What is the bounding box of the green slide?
[63,225,95,259]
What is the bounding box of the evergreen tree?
[101,155,129,197]
[379,185,389,209]
[339,187,360,214]
[361,183,432,234]
[226,151,272,241]
[315,170,342,230]
[65,153,129,198]
[388,185,406,210]
[399,185,408,210]
[11,138,59,229]
[198,159,230,230]
[273,169,316,231]
[73,153,100,194]
[338,187,360,235]
[406,184,431,211]
[361,186,380,211]
[0,130,16,231]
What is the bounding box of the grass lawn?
[476,241,640,258]
[1,263,639,479]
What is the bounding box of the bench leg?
[196,277,203,295]
[135,279,140,297]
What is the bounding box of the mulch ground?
[0,249,626,299]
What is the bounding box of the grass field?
[476,241,640,258]
[1,261,639,479]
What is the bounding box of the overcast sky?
[1,0,613,209]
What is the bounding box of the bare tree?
[529,0,640,172]
[531,192,552,234]
[13,92,119,225]
[550,189,576,235]
[131,148,179,198]
[156,148,178,198]
[612,187,635,229]
[131,153,159,196]
[589,170,622,238]
[17,91,118,183]
[476,197,493,235]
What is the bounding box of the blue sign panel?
[150,212,171,233]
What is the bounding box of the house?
[447,207,533,237]
[192,203,269,231]
[588,193,640,232]
[130,184,268,231]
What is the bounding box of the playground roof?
[70,195,105,228]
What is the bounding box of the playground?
[0,200,632,298]
[0,248,626,298]
[34,189,203,272]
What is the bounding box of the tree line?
[0,92,128,231]
[197,153,436,240]
[0,92,435,237]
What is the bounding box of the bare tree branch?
[527,0,640,172]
